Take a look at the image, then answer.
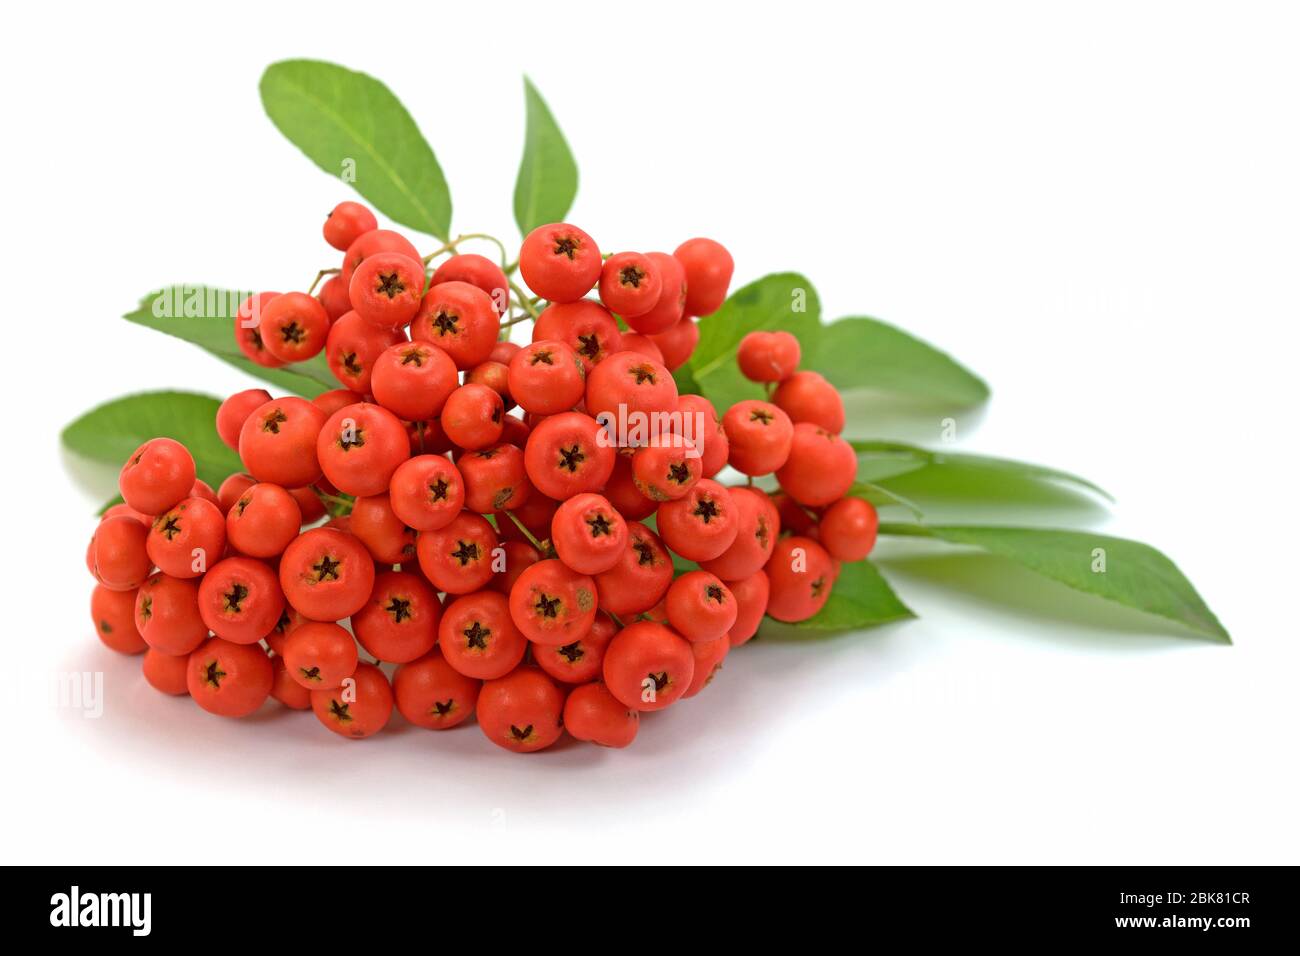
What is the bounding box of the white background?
[2,0,1297,864]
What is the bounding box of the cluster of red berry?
[85,202,879,752]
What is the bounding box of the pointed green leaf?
[63,391,242,490]
[513,77,579,235]
[813,316,988,408]
[124,287,335,397]
[879,523,1229,642]
[852,440,1111,501]
[260,59,451,239]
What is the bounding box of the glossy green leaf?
[685,273,823,409]
[783,560,915,633]
[847,481,923,517]
[513,77,579,235]
[880,523,1229,642]
[124,288,335,397]
[63,391,242,490]
[260,59,451,239]
[813,316,988,408]
[853,440,1111,501]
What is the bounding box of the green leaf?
[812,316,988,408]
[852,440,1112,501]
[880,523,1229,642]
[513,77,579,235]
[63,391,243,490]
[259,59,451,239]
[847,481,923,517]
[780,560,914,633]
[685,273,823,408]
[124,287,335,397]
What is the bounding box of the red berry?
[519,222,602,303]
[134,573,209,656]
[665,571,738,642]
[349,251,425,330]
[507,340,586,415]
[120,437,196,515]
[675,394,728,478]
[311,661,393,739]
[416,511,498,594]
[270,654,312,710]
[91,584,147,654]
[765,535,836,622]
[466,360,514,411]
[440,383,506,451]
[624,251,686,334]
[600,450,656,521]
[698,486,780,581]
[323,201,378,251]
[476,666,566,753]
[593,521,674,617]
[673,238,734,316]
[217,472,257,515]
[773,370,845,434]
[260,292,330,363]
[388,455,465,531]
[737,330,801,383]
[239,397,327,489]
[393,649,481,729]
[727,569,770,647]
[352,569,441,664]
[234,292,285,368]
[187,638,273,718]
[216,389,272,451]
[349,492,418,564]
[381,339,476,424]
[92,515,153,591]
[340,229,422,288]
[146,497,226,578]
[550,493,628,575]
[489,539,542,597]
[682,635,730,698]
[585,350,678,422]
[226,482,301,558]
[598,252,662,318]
[819,497,879,561]
[283,621,359,690]
[533,610,616,685]
[142,648,190,696]
[775,424,856,506]
[722,400,793,476]
[602,621,695,712]
[198,556,285,644]
[458,443,531,513]
[655,478,739,562]
[631,433,701,501]
[430,253,509,316]
[325,310,405,395]
[533,299,623,372]
[647,315,699,371]
[563,680,639,748]
[509,559,598,647]
[288,485,326,524]
[316,402,410,497]
[318,273,352,321]
[618,332,665,364]
[439,590,527,680]
[279,527,376,621]
[410,280,500,370]
[522,412,616,500]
